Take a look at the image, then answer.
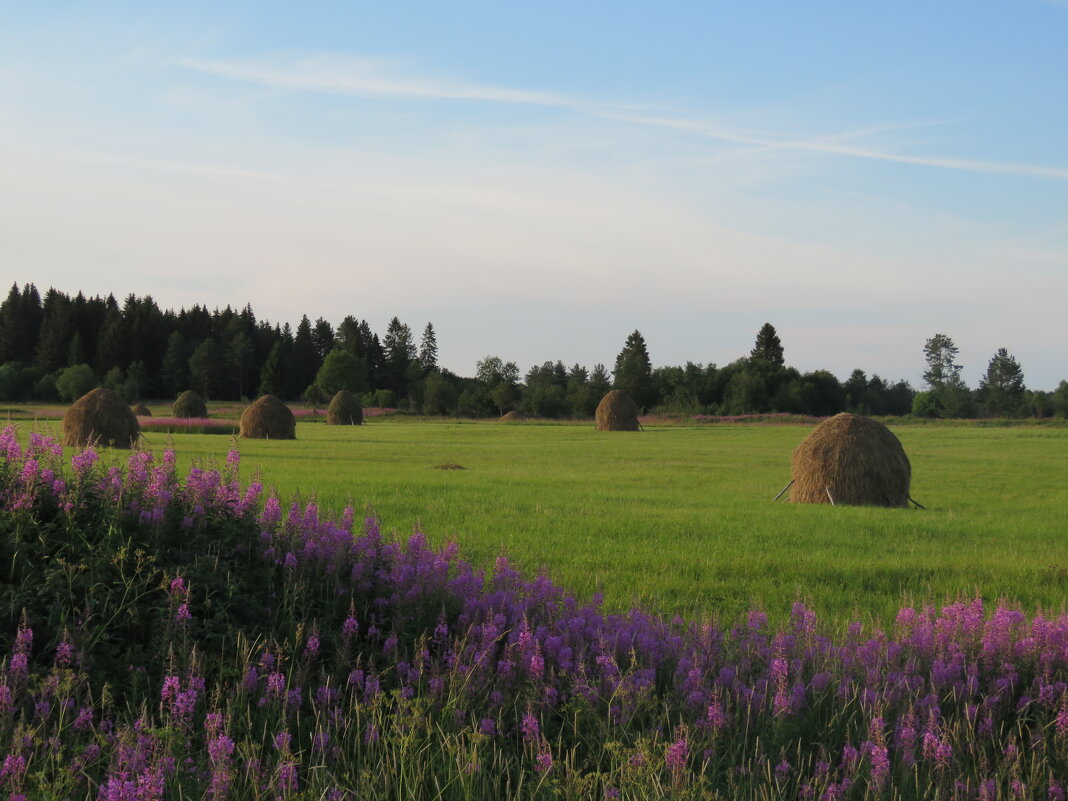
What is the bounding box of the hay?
[499,411,526,422]
[790,413,911,507]
[131,403,152,417]
[240,394,296,440]
[173,390,207,419]
[326,390,364,425]
[595,390,641,431]
[62,387,140,449]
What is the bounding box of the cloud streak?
[182,53,1068,182]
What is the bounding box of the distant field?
[6,404,1068,628]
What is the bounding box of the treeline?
[1,283,1066,419]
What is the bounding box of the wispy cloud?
[180,54,575,107]
[182,52,1068,183]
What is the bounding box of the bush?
[55,364,98,402]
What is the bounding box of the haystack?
[500,411,526,422]
[63,387,140,449]
[595,390,641,431]
[240,394,296,439]
[131,403,152,417]
[173,390,207,419]
[326,390,364,425]
[789,413,910,507]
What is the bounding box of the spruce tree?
[419,322,438,374]
[750,323,785,367]
[979,348,1026,417]
[613,330,655,410]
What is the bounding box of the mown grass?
[9,407,1068,628]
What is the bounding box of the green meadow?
[8,407,1068,628]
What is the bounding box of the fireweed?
[0,425,1067,798]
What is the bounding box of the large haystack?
[790,413,910,507]
[63,388,140,449]
[499,411,527,422]
[326,390,364,425]
[131,403,152,417]
[240,395,296,440]
[595,390,641,432]
[173,390,207,419]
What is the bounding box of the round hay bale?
[173,390,207,419]
[131,403,152,417]
[326,390,364,425]
[62,387,140,449]
[790,413,910,507]
[595,390,641,431]
[240,394,296,440]
[499,411,526,422]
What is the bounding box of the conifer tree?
[419,322,438,374]
[613,330,655,410]
[750,323,785,367]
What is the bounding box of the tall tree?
[188,339,222,401]
[978,348,1026,417]
[291,316,321,395]
[383,317,416,395]
[34,288,74,373]
[922,334,963,390]
[613,330,655,410]
[419,322,438,374]
[921,333,970,417]
[160,332,189,397]
[312,318,335,361]
[258,342,288,398]
[750,323,785,367]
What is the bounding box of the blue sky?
[1,1,1066,387]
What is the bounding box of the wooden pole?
[909,495,926,510]
[773,479,794,501]
[826,488,836,506]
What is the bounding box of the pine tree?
[291,316,320,394]
[419,322,438,374]
[613,330,655,410]
[312,318,335,361]
[35,288,74,373]
[259,342,287,397]
[979,348,1026,417]
[750,323,785,367]
[161,332,188,397]
[188,339,222,401]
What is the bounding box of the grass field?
[7,405,1068,627]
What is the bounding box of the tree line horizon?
[1,283,1065,420]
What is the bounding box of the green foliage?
[978,347,1026,417]
[911,390,941,418]
[422,370,455,415]
[613,331,655,411]
[55,363,98,401]
[750,322,785,367]
[188,339,222,400]
[315,348,370,396]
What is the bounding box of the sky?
[1,1,1066,388]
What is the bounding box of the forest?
[1,283,1065,419]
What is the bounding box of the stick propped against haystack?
[789,413,912,508]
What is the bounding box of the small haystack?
[173,390,207,419]
[63,387,140,449]
[595,390,641,431]
[326,390,364,425]
[131,403,152,417]
[240,394,296,440]
[500,411,527,422]
[789,413,911,507]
